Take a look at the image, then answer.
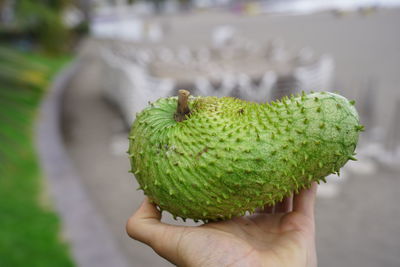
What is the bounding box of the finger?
[293,182,318,219]
[126,197,164,244]
[126,198,184,263]
[275,195,293,213]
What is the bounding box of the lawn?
[0,47,74,267]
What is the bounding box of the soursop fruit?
[128,90,362,221]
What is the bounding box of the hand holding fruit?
[126,182,318,267]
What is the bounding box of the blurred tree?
[13,0,72,54]
[74,0,91,22]
[0,0,5,11]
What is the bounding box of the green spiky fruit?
[128,91,362,221]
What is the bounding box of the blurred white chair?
[243,40,261,56]
[295,47,315,66]
[212,25,236,49]
[195,77,213,96]
[136,48,154,66]
[157,47,174,63]
[258,71,277,101]
[195,47,211,64]
[100,46,175,124]
[269,74,300,101]
[294,54,334,92]
[117,64,175,124]
[177,46,193,65]
[237,73,254,101]
[147,22,163,43]
[218,73,237,97]
[266,38,289,62]
[219,47,237,61]
[318,55,335,90]
[238,71,277,102]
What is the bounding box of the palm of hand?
[175,212,314,267]
[127,183,317,267]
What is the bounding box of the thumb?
[126,197,186,264]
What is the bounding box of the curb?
[36,59,130,267]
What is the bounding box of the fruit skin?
[128,91,362,222]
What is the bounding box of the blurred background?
[1,0,400,266]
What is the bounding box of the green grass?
[0,48,74,267]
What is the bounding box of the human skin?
[126,182,318,267]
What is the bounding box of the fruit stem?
[174,89,191,122]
